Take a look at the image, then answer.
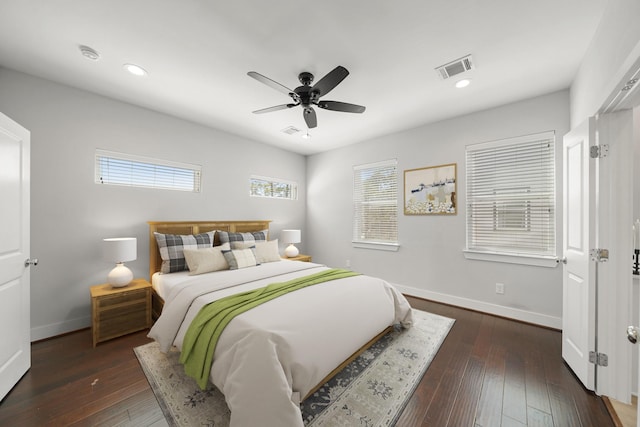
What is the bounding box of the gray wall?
[307,90,569,327]
[0,68,307,340]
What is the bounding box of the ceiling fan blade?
[312,66,349,97]
[247,71,294,96]
[303,107,317,128]
[252,104,298,114]
[318,101,366,113]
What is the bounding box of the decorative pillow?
[232,239,281,264]
[183,242,231,275]
[154,231,214,273]
[218,230,268,246]
[222,247,259,270]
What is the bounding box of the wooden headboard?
[148,220,271,279]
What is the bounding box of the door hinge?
[589,351,609,366]
[590,144,609,158]
[590,248,609,262]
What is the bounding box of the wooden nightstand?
[90,278,152,347]
[283,254,312,262]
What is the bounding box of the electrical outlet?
[346,259,351,269]
[496,283,505,294]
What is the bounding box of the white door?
[595,110,634,402]
[0,113,31,401]
[562,117,597,391]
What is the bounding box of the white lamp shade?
[103,237,137,262]
[280,229,301,244]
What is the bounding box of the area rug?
[134,309,454,427]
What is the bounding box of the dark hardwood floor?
[0,297,614,427]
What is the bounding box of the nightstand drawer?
[97,300,149,342]
[97,288,147,309]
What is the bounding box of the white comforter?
[148,261,413,427]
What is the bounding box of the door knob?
[627,326,639,344]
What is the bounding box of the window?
[96,149,201,192]
[465,131,556,262]
[353,159,399,250]
[249,175,298,200]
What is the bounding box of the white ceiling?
[0,0,607,155]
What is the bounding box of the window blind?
[353,159,398,245]
[466,132,556,256]
[95,149,201,192]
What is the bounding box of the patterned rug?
[134,309,454,427]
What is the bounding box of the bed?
[146,220,413,427]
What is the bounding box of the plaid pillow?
[222,247,259,270]
[218,230,268,246]
[154,231,214,273]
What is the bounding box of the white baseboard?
[394,283,562,330]
[30,316,91,342]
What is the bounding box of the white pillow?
[255,239,282,263]
[231,239,281,263]
[183,242,230,275]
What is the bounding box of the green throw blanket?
[180,268,361,389]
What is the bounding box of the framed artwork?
[404,163,457,215]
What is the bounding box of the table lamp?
[103,237,137,287]
[280,229,301,257]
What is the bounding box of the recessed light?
[455,79,471,88]
[79,45,100,61]
[123,63,147,77]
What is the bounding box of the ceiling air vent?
[281,126,301,135]
[435,55,474,80]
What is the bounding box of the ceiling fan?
[247,65,366,129]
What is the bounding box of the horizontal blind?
[95,149,201,192]
[353,159,398,244]
[466,132,555,256]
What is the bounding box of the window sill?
[463,250,558,268]
[352,241,400,252]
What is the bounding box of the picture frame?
[404,163,457,215]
